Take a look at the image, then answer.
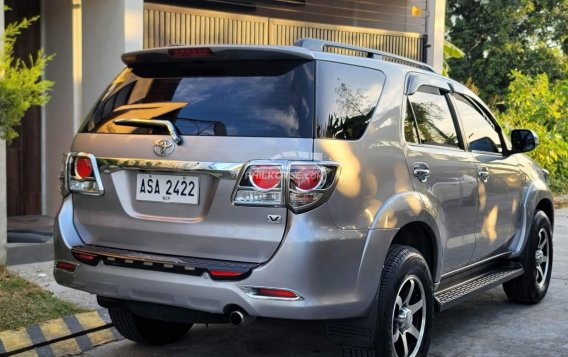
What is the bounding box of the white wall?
[43,0,143,216]
[81,0,143,118]
[0,0,6,266]
[426,0,446,72]
[43,0,80,217]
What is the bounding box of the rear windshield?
[80,61,314,138]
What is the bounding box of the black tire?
[503,210,553,304]
[109,308,193,345]
[373,245,434,357]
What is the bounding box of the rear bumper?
[54,196,397,320]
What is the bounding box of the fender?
[327,191,444,349]
[509,181,554,258]
[367,191,444,282]
[351,191,444,312]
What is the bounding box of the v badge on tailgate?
[267,215,282,224]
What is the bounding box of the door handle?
[478,166,490,183]
[413,162,430,183]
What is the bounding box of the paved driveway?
[80,208,568,356]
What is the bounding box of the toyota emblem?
[153,139,175,157]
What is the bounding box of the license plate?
[136,174,199,205]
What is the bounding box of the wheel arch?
[536,198,554,230]
[391,221,438,281]
[368,191,444,283]
[510,183,554,258]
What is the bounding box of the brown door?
[6,0,42,216]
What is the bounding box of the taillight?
[249,166,281,190]
[290,165,324,191]
[75,157,93,178]
[232,161,339,213]
[288,163,338,212]
[233,162,284,206]
[60,153,105,196]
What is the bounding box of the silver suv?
[54,39,554,356]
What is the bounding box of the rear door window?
[316,62,385,140]
[81,61,314,138]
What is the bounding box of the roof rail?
[294,38,436,73]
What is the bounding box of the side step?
[434,263,524,311]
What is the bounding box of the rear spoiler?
[121,45,315,67]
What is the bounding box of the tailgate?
[69,55,315,263]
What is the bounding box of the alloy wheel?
[392,275,426,357]
[535,227,550,289]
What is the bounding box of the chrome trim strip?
[96,157,243,180]
[440,252,511,280]
[59,152,73,196]
[113,118,182,145]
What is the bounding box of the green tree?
[499,71,568,192]
[0,13,53,143]
[446,0,568,103]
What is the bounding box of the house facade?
[3,0,446,218]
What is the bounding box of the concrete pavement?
[8,261,99,310]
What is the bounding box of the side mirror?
[511,129,539,153]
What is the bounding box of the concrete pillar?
[0,139,5,265]
[43,0,80,216]
[426,0,446,73]
[43,0,143,216]
[0,0,6,266]
[81,0,143,118]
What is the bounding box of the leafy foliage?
[446,0,568,103]
[442,39,464,77]
[0,15,54,143]
[498,71,568,193]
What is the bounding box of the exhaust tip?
[229,310,245,326]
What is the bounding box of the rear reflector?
[240,286,302,300]
[55,261,77,272]
[72,251,100,266]
[168,47,214,58]
[257,288,298,299]
[209,270,245,278]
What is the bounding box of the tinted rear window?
[81,61,314,138]
[316,61,385,140]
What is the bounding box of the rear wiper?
[113,118,182,145]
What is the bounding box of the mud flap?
[325,292,378,349]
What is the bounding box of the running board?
[434,263,524,311]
